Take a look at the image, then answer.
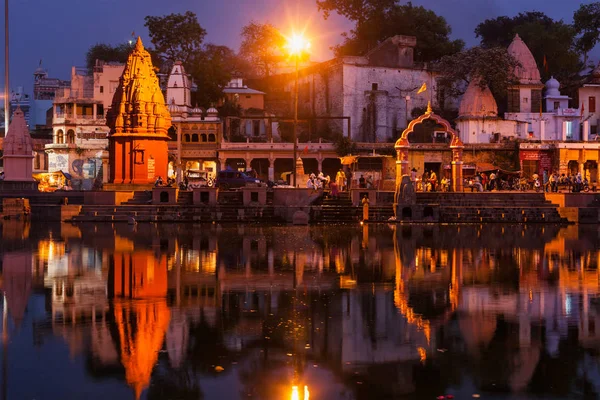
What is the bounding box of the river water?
[0,221,599,400]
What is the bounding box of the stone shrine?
[0,107,38,191]
[106,37,171,186]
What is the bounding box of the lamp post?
[287,35,310,188]
[4,0,9,136]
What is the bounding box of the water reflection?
[0,222,599,399]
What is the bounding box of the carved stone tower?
[107,37,171,185]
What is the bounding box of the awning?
[476,163,520,174]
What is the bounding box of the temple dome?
[168,102,181,115]
[507,34,541,85]
[4,107,33,156]
[206,107,218,114]
[458,78,498,118]
[545,76,560,97]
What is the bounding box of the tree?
[85,42,163,71]
[474,12,582,87]
[85,43,133,69]
[188,44,246,108]
[316,0,397,27]
[332,3,464,62]
[435,47,519,100]
[573,2,600,66]
[239,22,285,78]
[144,11,206,66]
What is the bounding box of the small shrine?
[0,107,38,191]
[106,37,171,186]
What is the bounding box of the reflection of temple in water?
[11,222,600,398]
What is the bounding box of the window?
[184,134,190,142]
[591,125,598,135]
[590,96,596,113]
[201,134,207,142]
[56,130,64,144]
[523,97,529,104]
[191,134,199,142]
[554,101,560,110]
[372,83,378,91]
[208,133,216,142]
[99,86,104,93]
[246,95,251,99]
[67,130,75,144]
[253,120,260,136]
[566,121,573,139]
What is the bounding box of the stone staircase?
[177,190,193,205]
[122,191,152,205]
[416,192,567,223]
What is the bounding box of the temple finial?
[426,101,433,115]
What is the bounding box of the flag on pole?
[131,31,135,37]
[543,55,549,74]
[417,82,427,94]
[302,145,309,154]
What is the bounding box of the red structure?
[107,38,171,185]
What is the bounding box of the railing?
[55,87,94,99]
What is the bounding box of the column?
[395,137,410,186]
[583,120,590,142]
[245,157,253,172]
[176,123,182,183]
[73,102,77,119]
[218,156,227,172]
[53,104,57,120]
[317,156,323,173]
[539,118,545,141]
[268,157,275,182]
[450,136,464,192]
[562,121,568,141]
[93,103,97,120]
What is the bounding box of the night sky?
[0,0,597,97]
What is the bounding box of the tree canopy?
[435,47,519,111]
[85,42,163,71]
[144,11,206,66]
[573,2,600,66]
[475,11,582,87]
[318,2,463,62]
[239,22,285,78]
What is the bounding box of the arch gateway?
[394,103,465,192]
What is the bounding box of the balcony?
[55,88,94,100]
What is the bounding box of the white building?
[45,63,125,189]
[504,34,582,141]
[578,63,600,140]
[278,35,441,142]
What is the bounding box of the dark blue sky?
[0,0,597,97]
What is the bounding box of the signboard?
[147,157,155,180]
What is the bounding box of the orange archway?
[394,103,464,192]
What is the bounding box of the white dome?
[507,34,541,85]
[168,103,181,114]
[545,76,560,97]
[191,106,203,115]
[458,78,498,118]
[206,107,218,114]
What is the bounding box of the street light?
[286,34,310,188]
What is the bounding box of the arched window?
[201,134,207,142]
[66,129,75,144]
[184,134,191,142]
[208,133,216,142]
[56,129,64,144]
[191,134,199,142]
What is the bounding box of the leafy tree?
[239,22,285,78]
[322,3,464,62]
[435,47,519,100]
[144,11,206,66]
[474,11,582,89]
[573,2,600,66]
[316,0,397,27]
[85,42,163,71]
[188,44,243,108]
[85,43,133,69]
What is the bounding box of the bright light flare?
[286,34,310,55]
[290,385,310,400]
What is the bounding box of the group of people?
[412,168,451,192]
[546,170,589,192]
[306,172,330,190]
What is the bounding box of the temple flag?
[302,145,309,154]
[417,82,427,94]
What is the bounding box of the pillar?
[539,118,545,141]
[562,120,568,141]
[245,158,253,172]
[93,103,97,120]
[73,102,77,119]
[53,104,57,120]
[176,123,182,183]
[268,157,275,182]
[317,156,323,173]
[394,137,410,186]
[583,120,590,142]
[218,156,227,172]
[450,136,464,192]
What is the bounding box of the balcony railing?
[55,88,94,99]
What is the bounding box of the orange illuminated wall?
[111,251,168,298]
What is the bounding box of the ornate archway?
[394,103,464,192]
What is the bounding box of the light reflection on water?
[0,221,599,399]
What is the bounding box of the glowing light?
[286,34,310,56]
[291,385,310,400]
